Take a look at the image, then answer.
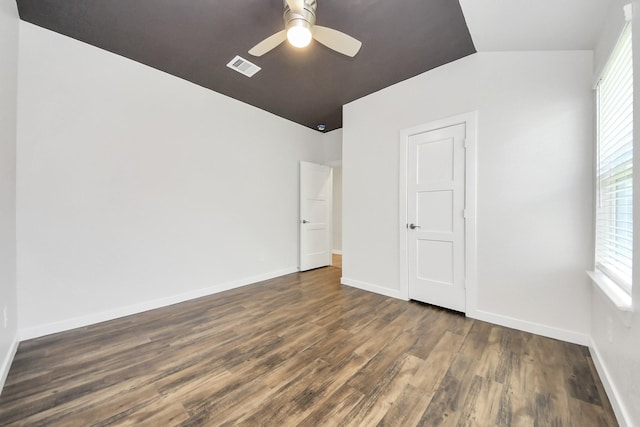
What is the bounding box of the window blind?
[596,22,633,294]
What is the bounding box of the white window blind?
[596,21,633,294]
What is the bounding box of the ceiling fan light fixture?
[249,0,361,58]
[287,20,312,48]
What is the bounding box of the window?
[595,20,633,296]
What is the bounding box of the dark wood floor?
[0,263,617,426]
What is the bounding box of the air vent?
[226,55,261,78]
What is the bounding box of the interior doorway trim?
[399,111,478,315]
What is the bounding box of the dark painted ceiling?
[16,0,476,132]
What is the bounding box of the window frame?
[594,20,634,298]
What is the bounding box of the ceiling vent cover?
[226,55,261,77]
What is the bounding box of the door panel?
[417,138,454,183]
[418,190,453,232]
[417,240,453,283]
[408,123,466,312]
[299,161,332,271]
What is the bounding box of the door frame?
[399,112,478,315]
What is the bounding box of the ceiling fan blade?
[285,0,305,14]
[248,30,287,57]
[312,26,362,57]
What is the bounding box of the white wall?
[17,23,324,337]
[322,129,343,253]
[0,0,19,391]
[343,51,594,344]
[332,166,342,253]
[589,1,640,425]
[323,129,343,166]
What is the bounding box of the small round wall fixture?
[317,124,326,131]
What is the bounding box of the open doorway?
[332,165,342,268]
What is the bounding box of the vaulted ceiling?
[16,0,613,132]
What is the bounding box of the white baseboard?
[468,309,589,346]
[340,279,588,346]
[341,277,405,300]
[0,332,19,395]
[19,267,297,341]
[589,339,631,427]
[332,250,343,255]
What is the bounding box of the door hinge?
[463,209,468,219]
[463,139,468,149]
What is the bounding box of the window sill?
[587,270,633,327]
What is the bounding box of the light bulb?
[287,26,312,48]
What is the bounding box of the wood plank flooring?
[332,253,342,269]
[0,262,617,426]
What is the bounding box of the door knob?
[409,223,420,229]
[301,219,310,224]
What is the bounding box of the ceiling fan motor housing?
[284,0,317,32]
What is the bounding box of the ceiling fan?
[248,0,362,58]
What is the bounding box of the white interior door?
[299,161,332,271]
[407,123,466,312]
